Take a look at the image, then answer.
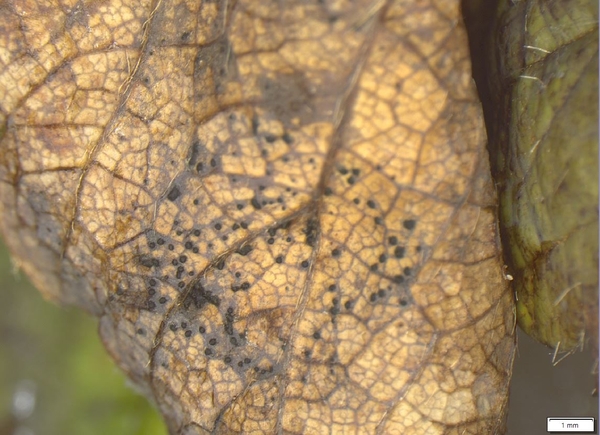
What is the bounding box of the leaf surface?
[483,0,598,364]
[0,0,515,433]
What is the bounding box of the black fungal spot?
[183,282,220,309]
[331,248,341,257]
[400,298,408,306]
[210,158,217,168]
[370,264,378,271]
[214,223,222,231]
[352,168,360,176]
[394,275,405,284]
[204,348,213,356]
[148,241,156,249]
[178,281,185,288]
[301,260,309,268]
[370,293,378,302]
[347,176,355,185]
[344,300,353,310]
[378,289,386,297]
[403,219,416,230]
[313,331,321,339]
[149,278,157,286]
[170,324,178,332]
[199,326,206,333]
[388,236,398,245]
[159,297,167,304]
[137,328,145,335]
[267,237,275,244]
[215,258,225,270]
[264,134,277,143]
[188,141,200,166]
[394,246,405,258]
[240,222,248,229]
[379,254,387,263]
[367,200,376,209]
[338,166,348,175]
[324,187,332,196]
[185,241,193,249]
[209,338,217,345]
[167,186,181,201]
[328,284,336,291]
[403,267,412,276]
[181,30,191,41]
[275,255,283,264]
[237,244,253,256]
[282,132,293,144]
[374,217,383,225]
[241,282,250,290]
[353,198,360,204]
[148,288,156,296]
[193,247,199,253]
[185,330,192,337]
[147,301,156,310]
[179,255,187,263]
[172,259,179,266]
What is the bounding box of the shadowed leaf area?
[0,0,515,434]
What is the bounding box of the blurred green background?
[0,238,596,435]
[0,240,167,435]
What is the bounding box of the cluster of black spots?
[224,307,235,336]
[167,186,181,201]
[369,289,387,303]
[182,282,220,309]
[231,281,251,292]
[303,216,318,247]
[138,254,160,268]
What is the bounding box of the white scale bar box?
[547,417,596,433]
